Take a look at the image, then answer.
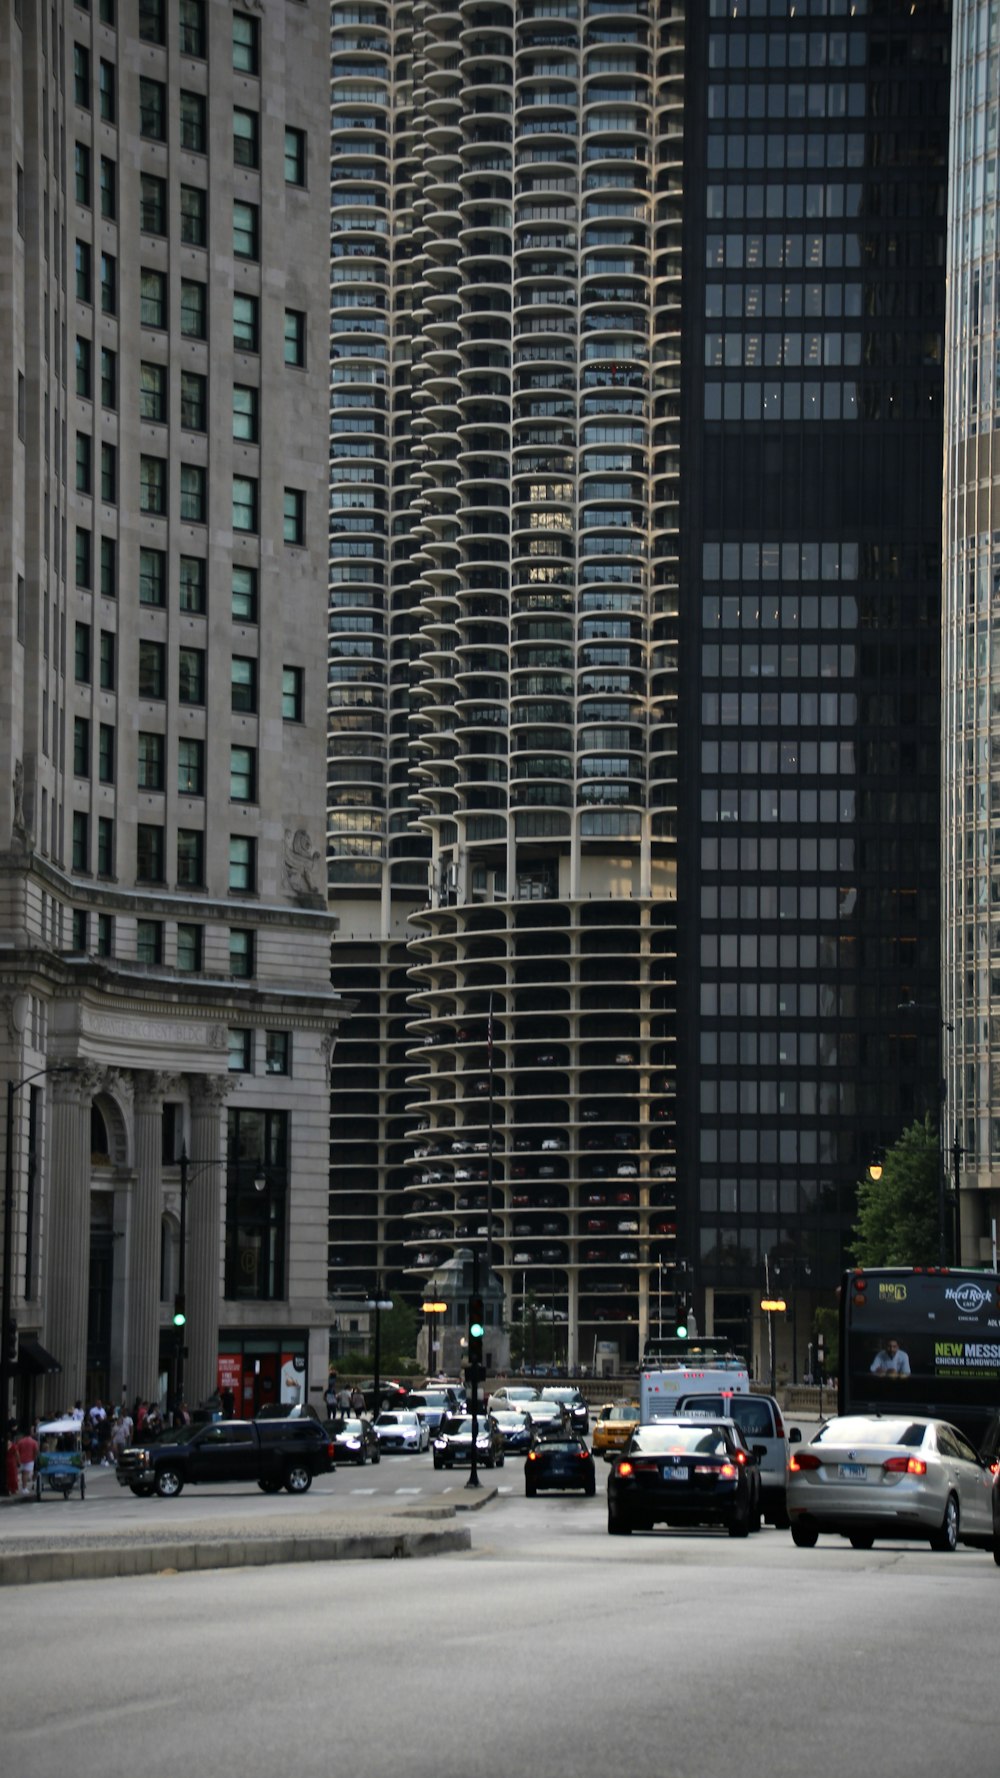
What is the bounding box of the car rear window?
[813,1418,927,1447]
[631,1424,730,1456]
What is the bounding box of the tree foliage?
[851,1116,941,1267]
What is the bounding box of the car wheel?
[284,1463,313,1494]
[749,1493,762,1533]
[607,1506,632,1535]
[929,1493,959,1553]
[770,1507,790,1531]
[525,1479,537,1498]
[79,1472,86,1501]
[584,1478,596,1498]
[849,1531,875,1550]
[790,1519,818,1548]
[258,1478,283,1494]
[497,1452,505,1468]
[155,1467,184,1499]
[433,1453,444,1470]
[728,1505,751,1538]
[372,1447,380,1465]
[993,1537,1000,1568]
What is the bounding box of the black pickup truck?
[116,1418,335,1498]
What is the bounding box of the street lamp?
[422,1299,447,1374]
[173,1142,265,1409]
[363,1281,393,1418]
[2,1063,72,1494]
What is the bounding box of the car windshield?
[338,1420,364,1436]
[813,1418,928,1448]
[541,1388,579,1403]
[150,1423,201,1445]
[440,1417,473,1436]
[493,1412,529,1427]
[602,1403,637,1420]
[630,1424,730,1456]
[681,1396,774,1438]
[377,1413,415,1427]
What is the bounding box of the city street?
[1,1457,996,1775]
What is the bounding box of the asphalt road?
[2,1476,996,1776]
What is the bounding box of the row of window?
[72,816,260,902]
[74,248,307,363]
[704,379,862,422]
[75,1,259,69]
[77,541,259,624]
[228,1029,289,1075]
[74,623,303,719]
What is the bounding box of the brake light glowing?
[789,1451,822,1472]
[579,1449,590,1461]
[617,1460,633,1478]
[734,1449,747,1465]
[883,1455,927,1476]
[527,1451,539,1463]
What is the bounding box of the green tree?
[851,1115,941,1267]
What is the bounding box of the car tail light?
[789,1451,822,1472]
[527,1451,539,1463]
[616,1460,633,1478]
[734,1449,748,1465]
[326,1443,336,1459]
[773,1405,785,1437]
[579,1449,590,1461]
[883,1455,927,1476]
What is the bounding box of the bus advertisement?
[838,1267,1000,1444]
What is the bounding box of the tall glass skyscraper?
[325,0,952,1374]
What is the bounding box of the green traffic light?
[470,1321,484,1339]
[172,1295,186,1327]
[675,1322,688,1338]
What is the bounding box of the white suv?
[674,1391,790,1528]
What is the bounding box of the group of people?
[3,1391,198,1498]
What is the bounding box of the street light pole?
[951,1130,964,1267]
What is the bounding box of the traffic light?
[468,1295,484,1367]
[172,1294,186,1328]
[675,1317,688,1338]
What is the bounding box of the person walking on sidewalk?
[15,1427,39,1497]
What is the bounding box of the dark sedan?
[490,1409,534,1455]
[525,1432,596,1497]
[432,1414,505,1469]
[330,1417,381,1466]
[606,1419,761,1537]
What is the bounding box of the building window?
[232,475,258,533]
[99,155,116,220]
[180,184,207,246]
[75,240,91,301]
[98,59,115,122]
[96,913,114,958]
[178,737,205,796]
[283,488,305,546]
[229,928,255,978]
[139,0,165,43]
[136,917,163,964]
[74,42,91,106]
[225,1108,288,1303]
[180,463,207,522]
[140,455,167,514]
[100,537,117,598]
[177,828,205,887]
[137,731,165,791]
[140,173,167,235]
[228,1029,252,1072]
[75,527,92,588]
[229,834,256,893]
[283,309,305,366]
[75,622,91,683]
[140,546,166,607]
[75,336,92,399]
[72,910,89,952]
[265,1032,289,1075]
[232,13,259,75]
[100,252,116,315]
[136,824,165,883]
[176,923,203,972]
[231,656,257,713]
[233,107,259,168]
[99,632,115,691]
[233,294,259,353]
[76,432,92,493]
[178,647,206,705]
[100,442,117,504]
[73,716,90,778]
[97,816,114,878]
[232,565,258,622]
[230,745,257,803]
[233,200,259,261]
[232,384,258,442]
[75,141,91,206]
[179,0,206,57]
[179,556,206,614]
[282,665,304,722]
[139,639,166,699]
[139,77,166,141]
[180,373,207,433]
[98,724,115,784]
[179,89,206,153]
[101,347,116,409]
[284,127,306,186]
[72,812,89,872]
[180,279,207,340]
[140,269,166,329]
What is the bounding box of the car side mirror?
[788,1427,802,1445]
[752,1444,767,1461]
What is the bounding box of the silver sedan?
[787,1414,997,1553]
[372,1411,430,1454]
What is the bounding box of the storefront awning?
[14,1336,62,1376]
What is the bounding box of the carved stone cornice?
[189,1074,231,1112]
[52,1062,107,1105]
[132,1070,177,1113]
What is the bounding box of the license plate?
[664,1466,689,1481]
[838,1463,868,1480]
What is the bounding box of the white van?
[674,1391,789,1527]
[639,1361,749,1423]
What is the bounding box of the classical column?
[45,1065,104,1412]
[186,1074,230,1407]
[127,1072,171,1402]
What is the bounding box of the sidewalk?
[0,1466,490,1587]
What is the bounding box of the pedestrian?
[5,1425,19,1497]
[350,1385,365,1417]
[221,1386,235,1417]
[15,1426,39,1497]
[338,1385,351,1416]
[69,1399,84,1423]
[145,1402,162,1438]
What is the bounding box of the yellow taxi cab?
[591,1399,641,1454]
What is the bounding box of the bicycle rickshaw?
[35,1417,86,1500]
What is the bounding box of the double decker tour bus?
[838,1267,1000,1445]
